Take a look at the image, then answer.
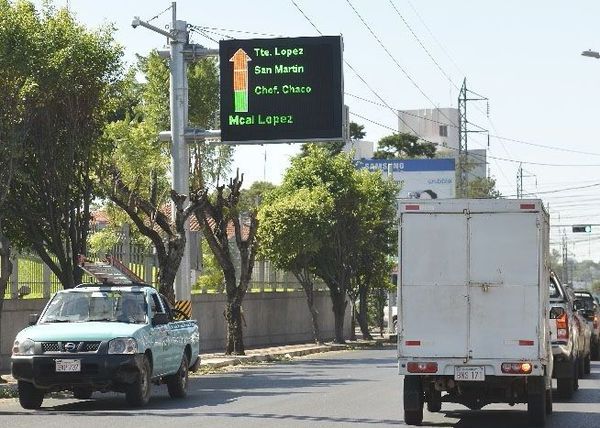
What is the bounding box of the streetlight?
[581,49,600,59]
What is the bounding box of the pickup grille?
[41,341,101,353]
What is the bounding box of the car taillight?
[594,315,599,330]
[556,312,569,340]
[501,362,533,374]
[407,362,438,373]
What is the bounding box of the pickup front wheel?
[126,356,152,407]
[18,381,44,410]
[167,354,189,399]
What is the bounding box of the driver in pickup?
[118,298,145,323]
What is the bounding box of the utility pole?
[132,3,218,306]
[562,233,569,285]
[516,163,536,199]
[457,78,488,198]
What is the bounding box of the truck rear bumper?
[398,358,547,377]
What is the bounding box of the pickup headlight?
[12,338,35,356]
[108,337,138,354]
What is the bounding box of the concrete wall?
[1,291,350,372]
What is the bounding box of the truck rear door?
[467,212,541,360]
[400,213,469,359]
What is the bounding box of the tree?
[239,181,276,213]
[258,186,335,344]
[279,146,365,343]
[191,172,258,355]
[0,1,122,288]
[374,133,437,159]
[350,122,366,140]
[347,169,398,339]
[466,176,502,198]
[101,52,228,301]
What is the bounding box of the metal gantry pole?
[168,4,191,302]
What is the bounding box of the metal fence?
[1,227,327,299]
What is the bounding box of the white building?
[343,139,374,160]
[398,108,459,150]
[397,107,487,180]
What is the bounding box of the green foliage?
[350,122,366,140]
[258,186,334,272]
[466,176,502,199]
[195,238,224,292]
[239,181,277,213]
[592,280,600,294]
[0,0,123,286]
[299,141,346,157]
[374,133,436,159]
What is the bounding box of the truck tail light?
[407,362,438,373]
[501,362,532,374]
[556,312,569,341]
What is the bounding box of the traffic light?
[572,225,592,233]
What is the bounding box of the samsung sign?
[219,36,343,144]
[355,158,456,199]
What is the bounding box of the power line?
[146,4,172,23]
[387,0,457,90]
[503,182,600,197]
[343,0,456,126]
[346,92,600,157]
[405,0,464,77]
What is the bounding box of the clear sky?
[30,0,600,261]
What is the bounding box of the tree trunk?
[357,285,373,340]
[0,234,12,312]
[0,231,13,376]
[295,270,322,344]
[330,288,347,344]
[225,296,245,355]
[349,302,357,341]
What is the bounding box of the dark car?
[574,290,600,360]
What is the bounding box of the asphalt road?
[0,346,599,427]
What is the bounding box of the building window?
[439,125,448,137]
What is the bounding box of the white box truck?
[397,199,552,426]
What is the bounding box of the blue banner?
[354,158,455,172]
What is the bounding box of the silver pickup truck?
[11,284,200,409]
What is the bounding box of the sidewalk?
[0,336,393,397]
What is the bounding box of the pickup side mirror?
[152,313,170,326]
[29,313,39,326]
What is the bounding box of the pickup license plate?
[454,366,485,381]
[55,359,81,372]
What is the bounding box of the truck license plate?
[55,359,81,372]
[454,366,485,381]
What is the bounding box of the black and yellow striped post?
[174,300,192,320]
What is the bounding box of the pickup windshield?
[39,290,147,324]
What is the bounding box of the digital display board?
[219,36,343,143]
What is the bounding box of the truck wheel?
[578,356,585,378]
[574,361,580,391]
[403,376,423,426]
[584,354,591,375]
[593,342,600,361]
[527,377,546,427]
[545,388,553,415]
[73,387,93,399]
[167,354,189,399]
[189,355,201,372]
[126,356,152,407]
[426,389,442,412]
[556,360,577,399]
[18,381,44,410]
